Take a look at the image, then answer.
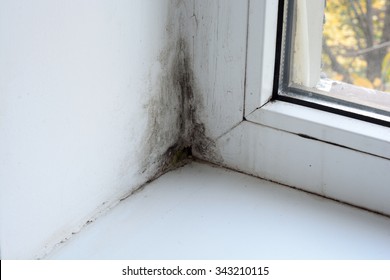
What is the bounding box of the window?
[276,0,390,126]
[241,0,390,216]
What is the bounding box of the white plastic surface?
[49,163,390,260]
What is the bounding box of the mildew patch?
[172,38,222,163]
[141,33,221,179]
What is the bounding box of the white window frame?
[219,0,390,216]
[245,0,390,159]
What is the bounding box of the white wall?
[180,0,248,161]
[0,0,186,259]
[190,0,248,140]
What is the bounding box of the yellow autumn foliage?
[322,0,390,93]
[351,73,374,89]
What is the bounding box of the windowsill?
[246,101,390,159]
[47,162,390,260]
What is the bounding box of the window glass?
[322,0,390,93]
[282,0,390,121]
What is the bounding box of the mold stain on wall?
[141,8,221,180]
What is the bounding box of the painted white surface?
[48,162,390,259]
[213,121,390,216]
[189,0,248,139]
[0,0,182,259]
[245,0,279,114]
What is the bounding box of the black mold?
[168,38,221,168]
[141,36,221,178]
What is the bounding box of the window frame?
[223,0,390,216]
[244,0,390,160]
[188,0,390,217]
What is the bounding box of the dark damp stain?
[141,36,221,179]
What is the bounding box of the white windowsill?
[47,162,390,260]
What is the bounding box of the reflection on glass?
[289,0,390,113]
[321,0,390,94]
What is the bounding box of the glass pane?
[322,0,390,92]
[288,0,390,115]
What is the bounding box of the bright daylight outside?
[318,0,390,112]
[290,0,390,115]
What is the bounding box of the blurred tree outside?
[322,0,390,93]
